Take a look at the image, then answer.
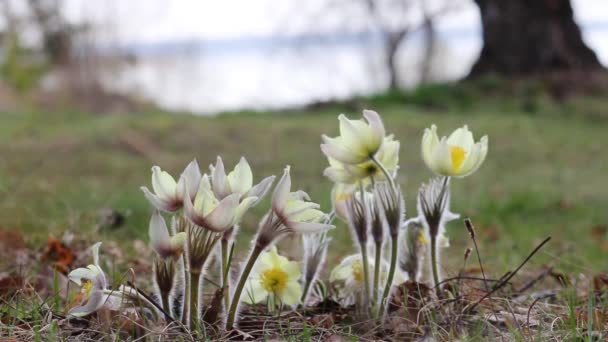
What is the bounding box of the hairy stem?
[225,246,263,331]
[221,239,230,312]
[360,243,372,312]
[379,236,398,318]
[373,240,382,310]
[190,271,201,329]
[430,232,441,295]
[161,292,171,316]
[181,263,190,324]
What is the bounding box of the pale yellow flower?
[321,110,386,165]
[421,125,488,177]
[243,246,302,306]
[324,135,399,185]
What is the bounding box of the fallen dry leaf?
[40,236,75,274]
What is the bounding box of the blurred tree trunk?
[470,0,603,77]
[385,30,408,90]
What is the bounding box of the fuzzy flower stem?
[225,245,263,331]
[370,155,395,190]
[190,271,201,329]
[430,176,449,296]
[373,241,382,308]
[360,244,372,311]
[430,233,441,294]
[221,239,230,312]
[379,236,398,317]
[357,180,372,310]
[161,292,171,315]
[181,260,190,324]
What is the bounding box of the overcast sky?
[56,0,606,39]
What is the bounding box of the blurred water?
[106,25,606,115]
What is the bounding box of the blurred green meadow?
[0,88,606,278]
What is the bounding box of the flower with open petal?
[141,160,202,212]
[209,156,275,225]
[243,246,302,307]
[67,243,116,316]
[321,110,386,165]
[421,125,488,177]
[183,174,241,232]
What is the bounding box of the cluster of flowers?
[66,109,488,330]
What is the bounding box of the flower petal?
[280,281,302,306]
[90,242,102,266]
[245,175,275,204]
[69,290,105,317]
[233,196,258,224]
[421,125,439,171]
[212,156,230,199]
[179,159,202,201]
[149,211,171,257]
[447,125,474,152]
[321,137,367,164]
[204,193,240,231]
[141,186,179,212]
[227,157,253,195]
[151,166,177,199]
[272,166,291,213]
[362,109,385,151]
[243,279,267,304]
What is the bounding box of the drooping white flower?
[243,246,302,307]
[148,211,186,259]
[321,110,386,165]
[183,174,242,232]
[141,160,202,212]
[324,135,399,185]
[421,125,488,177]
[68,243,159,317]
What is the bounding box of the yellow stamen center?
[417,231,429,245]
[82,280,93,298]
[351,260,364,282]
[449,146,466,171]
[260,268,288,293]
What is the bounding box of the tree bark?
[385,30,408,90]
[469,0,603,77]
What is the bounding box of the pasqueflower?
[256,166,333,248]
[324,135,399,184]
[321,110,386,165]
[149,211,186,259]
[243,246,302,307]
[183,174,244,232]
[421,125,488,177]
[68,243,154,317]
[210,156,275,224]
[329,254,405,307]
[141,160,202,212]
